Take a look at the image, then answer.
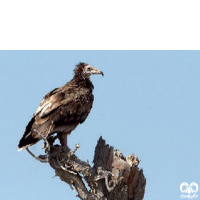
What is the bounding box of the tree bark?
[36,137,146,200]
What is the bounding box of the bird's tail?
[18,133,39,151]
[18,145,28,151]
[18,117,39,151]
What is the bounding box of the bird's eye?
[87,67,91,71]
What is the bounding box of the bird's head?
[74,62,104,78]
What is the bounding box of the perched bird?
[18,62,103,151]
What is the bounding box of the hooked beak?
[91,67,104,76]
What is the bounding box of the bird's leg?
[58,133,70,152]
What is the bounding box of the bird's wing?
[33,83,93,127]
[34,87,75,119]
[19,87,78,149]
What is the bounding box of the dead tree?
[27,136,146,200]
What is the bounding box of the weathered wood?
[31,137,146,200]
[49,137,146,200]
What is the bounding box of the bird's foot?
[63,145,71,154]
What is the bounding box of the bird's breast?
[74,88,93,105]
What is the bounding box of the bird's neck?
[73,75,94,90]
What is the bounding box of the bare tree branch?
[29,137,146,200]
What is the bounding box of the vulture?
[18,62,103,151]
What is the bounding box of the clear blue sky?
[0,51,200,200]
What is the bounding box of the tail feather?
[18,117,39,150]
[18,146,27,152]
